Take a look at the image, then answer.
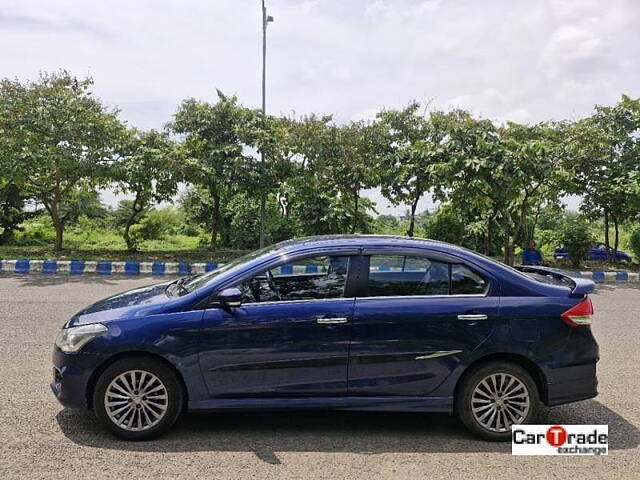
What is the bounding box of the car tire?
[455,361,539,442]
[93,357,184,441]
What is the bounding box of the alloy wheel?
[471,372,530,433]
[104,369,169,431]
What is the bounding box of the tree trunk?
[483,227,491,256]
[0,227,14,245]
[530,202,542,243]
[407,194,420,238]
[604,209,611,261]
[123,191,143,252]
[44,199,64,251]
[485,207,498,256]
[350,191,359,234]
[613,215,619,257]
[210,192,221,249]
[502,216,513,265]
[53,221,63,251]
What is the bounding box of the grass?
[552,258,639,272]
[0,245,249,263]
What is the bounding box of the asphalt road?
[0,275,638,479]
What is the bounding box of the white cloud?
[364,1,389,18]
[1,0,639,213]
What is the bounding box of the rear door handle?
[457,314,488,321]
[316,317,348,324]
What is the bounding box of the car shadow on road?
[56,400,638,463]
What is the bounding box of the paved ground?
[0,275,638,479]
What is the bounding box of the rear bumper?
[544,362,598,406]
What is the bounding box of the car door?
[199,254,356,398]
[348,252,499,396]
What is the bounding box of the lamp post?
[259,0,273,248]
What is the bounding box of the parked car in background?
[555,242,632,263]
[51,235,599,442]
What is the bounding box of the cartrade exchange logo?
[512,425,608,456]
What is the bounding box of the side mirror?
[218,287,242,309]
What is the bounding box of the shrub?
[13,215,55,246]
[555,218,593,268]
[629,225,640,263]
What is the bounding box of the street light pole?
[259,0,273,248]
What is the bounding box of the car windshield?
[180,244,281,293]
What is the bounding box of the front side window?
[237,255,349,303]
[367,255,488,297]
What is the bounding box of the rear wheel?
[93,357,184,440]
[455,361,539,441]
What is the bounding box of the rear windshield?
[521,272,574,288]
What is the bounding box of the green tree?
[555,218,593,268]
[239,111,295,246]
[171,91,255,249]
[113,129,182,251]
[629,225,640,263]
[59,188,109,225]
[324,121,381,234]
[564,95,640,257]
[0,71,123,250]
[431,111,565,264]
[0,182,33,244]
[376,103,447,237]
[283,115,342,236]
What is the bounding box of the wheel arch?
[86,351,189,411]
[454,352,548,403]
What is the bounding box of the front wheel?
[93,357,184,440]
[455,361,539,441]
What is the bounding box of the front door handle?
[316,317,348,324]
[457,314,488,321]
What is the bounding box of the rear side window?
[367,255,487,297]
[451,264,487,294]
[368,255,449,297]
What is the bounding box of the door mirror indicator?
[218,288,242,309]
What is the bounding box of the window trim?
[238,296,357,307]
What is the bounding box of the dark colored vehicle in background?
[51,235,599,441]
[555,242,632,263]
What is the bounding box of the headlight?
[55,323,108,353]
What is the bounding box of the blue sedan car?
[555,242,632,263]
[51,235,599,441]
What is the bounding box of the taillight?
[561,297,594,327]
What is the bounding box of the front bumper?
[51,346,106,410]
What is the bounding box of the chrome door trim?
[415,350,462,360]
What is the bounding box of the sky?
[2,0,639,214]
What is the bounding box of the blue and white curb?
[0,259,222,276]
[0,260,332,276]
[574,271,639,283]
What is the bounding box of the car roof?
[273,234,461,253]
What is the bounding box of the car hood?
[66,281,174,327]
